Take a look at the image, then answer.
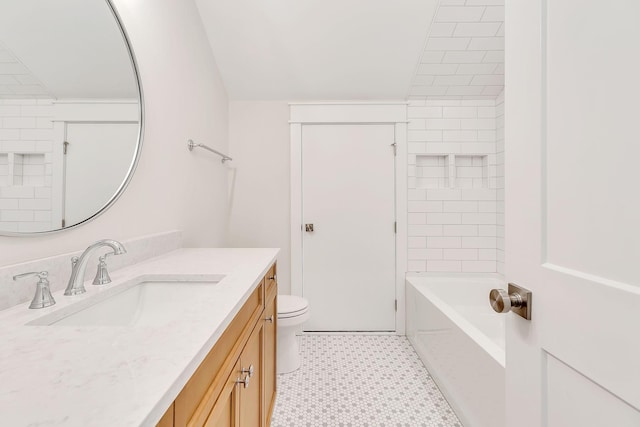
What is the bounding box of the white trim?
[53,100,139,122]
[290,123,303,305]
[290,103,407,124]
[53,99,138,104]
[51,122,65,229]
[289,121,410,124]
[289,101,409,106]
[290,102,408,334]
[394,121,408,335]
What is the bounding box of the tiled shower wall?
[495,91,505,275]
[0,99,55,232]
[407,99,500,273]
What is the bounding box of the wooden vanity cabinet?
[159,263,277,427]
[238,319,264,427]
[203,360,240,427]
[263,287,277,427]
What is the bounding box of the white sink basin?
[28,275,224,327]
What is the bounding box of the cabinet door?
[239,321,264,427]
[157,404,174,427]
[263,294,277,427]
[204,360,240,427]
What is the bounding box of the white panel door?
[64,122,138,227]
[506,1,640,426]
[302,124,396,331]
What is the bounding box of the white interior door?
[506,1,640,426]
[64,122,138,227]
[302,124,396,331]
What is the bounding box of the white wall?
[227,101,291,294]
[407,99,499,273]
[495,90,505,275]
[0,0,229,267]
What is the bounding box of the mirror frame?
[0,0,144,237]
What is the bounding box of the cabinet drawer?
[265,263,277,297]
[175,280,264,427]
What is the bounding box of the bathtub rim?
[405,272,506,368]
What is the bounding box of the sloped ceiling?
[196,0,504,101]
[408,0,505,99]
[195,0,439,100]
[0,0,137,99]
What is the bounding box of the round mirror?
[0,0,142,235]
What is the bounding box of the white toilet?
[277,295,310,374]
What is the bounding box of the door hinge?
[395,299,398,312]
[63,141,69,155]
[391,142,397,156]
[394,221,397,233]
[61,218,66,228]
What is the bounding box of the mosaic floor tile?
[271,335,462,427]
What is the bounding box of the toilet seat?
[278,295,309,319]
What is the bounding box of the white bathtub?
[406,274,505,427]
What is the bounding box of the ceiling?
[195,0,439,101]
[0,0,137,99]
[0,42,51,98]
[196,0,504,101]
[408,0,505,99]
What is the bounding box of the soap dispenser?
[13,271,56,309]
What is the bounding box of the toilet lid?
[278,295,309,318]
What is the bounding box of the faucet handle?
[13,271,48,281]
[92,252,115,286]
[13,271,56,309]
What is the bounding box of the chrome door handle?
[489,283,532,320]
[265,315,274,323]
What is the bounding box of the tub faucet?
[64,239,127,296]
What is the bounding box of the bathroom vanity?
[0,248,278,427]
[158,260,278,427]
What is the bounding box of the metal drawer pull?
[265,315,274,323]
[241,365,254,377]
[236,375,250,388]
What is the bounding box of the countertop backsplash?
[0,230,182,311]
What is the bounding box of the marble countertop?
[0,248,279,427]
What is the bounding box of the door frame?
[51,99,140,228]
[289,102,408,334]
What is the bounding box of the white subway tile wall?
[0,99,55,232]
[495,90,505,274]
[407,99,498,273]
[409,0,504,99]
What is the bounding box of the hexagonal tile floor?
[270,335,462,427]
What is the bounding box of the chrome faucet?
[64,239,127,296]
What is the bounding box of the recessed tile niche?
[414,154,490,189]
[0,153,46,187]
[0,153,8,186]
[455,155,488,189]
[415,155,449,188]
